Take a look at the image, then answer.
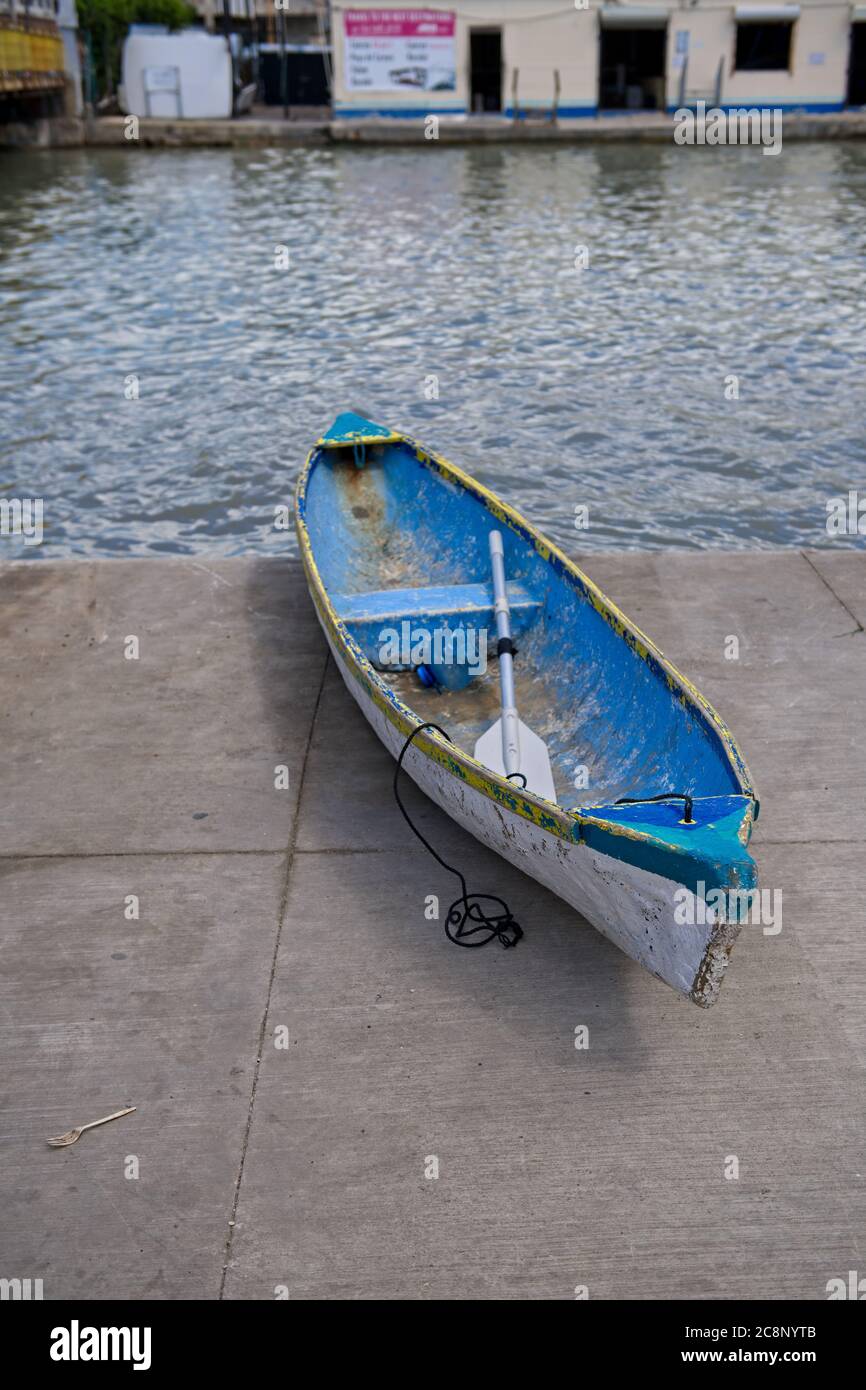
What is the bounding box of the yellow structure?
[192,0,323,42]
[0,13,66,95]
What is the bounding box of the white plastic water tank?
[121,30,232,120]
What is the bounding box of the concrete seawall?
[4,109,866,149]
[1,551,863,1299]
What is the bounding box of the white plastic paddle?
[474,531,557,804]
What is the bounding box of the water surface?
[1,142,864,556]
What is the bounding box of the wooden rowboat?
[296,413,759,1007]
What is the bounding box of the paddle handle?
[489,532,520,777]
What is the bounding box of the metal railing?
[677,54,725,110]
[511,67,561,124]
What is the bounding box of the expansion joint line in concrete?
[0,846,435,861]
[800,550,864,635]
[758,838,866,847]
[217,648,330,1300]
[0,849,289,861]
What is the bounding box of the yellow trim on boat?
[294,430,757,845]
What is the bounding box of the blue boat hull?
[296,414,759,1005]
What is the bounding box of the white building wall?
[330,0,856,117]
[667,5,851,111]
[331,2,601,115]
[503,8,597,115]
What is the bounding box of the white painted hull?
[325,631,739,1007]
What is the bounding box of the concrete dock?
[1,551,864,1301]
[4,108,866,149]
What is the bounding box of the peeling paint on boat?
[296,413,760,1006]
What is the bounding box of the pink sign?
[345,10,456,38]
[344,9,457,94]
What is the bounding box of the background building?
[193,0,324,43]
[0,0,73,118]
[190,0,331,108]
[330,0,866,118]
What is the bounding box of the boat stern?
[575,795,759,1007]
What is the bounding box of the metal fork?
[46,1106,136,1148]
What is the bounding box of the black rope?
[393,722,524,949]
[615,792,695,825]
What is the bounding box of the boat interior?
[303,431,753,827]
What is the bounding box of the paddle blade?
[474,719,558,805]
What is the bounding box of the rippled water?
[1,142,865,556]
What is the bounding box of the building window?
[734,22,794,71]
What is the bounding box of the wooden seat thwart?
[332,581,542,667]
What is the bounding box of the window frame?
[733,19,796,74]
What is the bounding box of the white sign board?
[344,9,456,93]
[143,66,179,93]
